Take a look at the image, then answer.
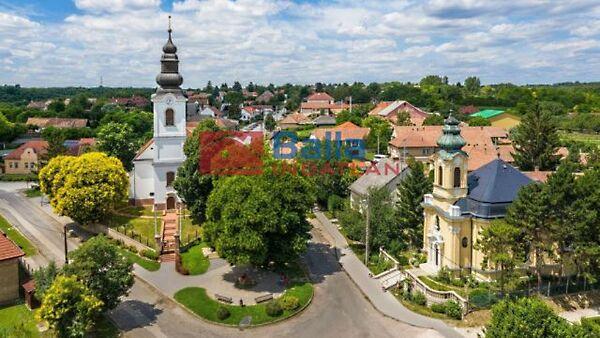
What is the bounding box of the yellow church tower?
[421,115,470,274]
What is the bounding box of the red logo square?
[198,131,264,175]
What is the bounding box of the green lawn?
[180,213,202,245]
[116,205,156,217]
[559,131,600,146]
[24,188,42,198]
[174,282,313,326]
[106,213,159,249]
[418,276,468,297]
[181,243,210,275]
[118,247,160,271]
[0,303,39,337]
[296,128,315,140]
[0,214,37,256]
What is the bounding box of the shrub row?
[212,295,301,321]
[429,300,462,319]
[107,237,159,261]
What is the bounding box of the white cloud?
[0,0,598,87]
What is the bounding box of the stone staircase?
[160,211,178,262]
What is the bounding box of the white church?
[129,21,191,210]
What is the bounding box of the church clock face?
[165,97,174,105]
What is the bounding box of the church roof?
[156,16,183,91]
[455,158,532,218]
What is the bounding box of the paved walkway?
[313,211,462,338]
[135,257,286,305]
[560,307,600,323]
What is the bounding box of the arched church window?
[462,237,468,248]
[435,216,440,231]
[166,171,175,187]
[453,167,461,188]
[437,166,443,186]
[165,108,175,126]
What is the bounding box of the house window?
[437,166,443,186]
[9,162,13,168]
[166,171,175,187]
[14,162,18,169]
[30,162,35,169]
[453,167,461,188]
[165,108,175,126]
[24,162,28,169]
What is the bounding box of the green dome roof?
[437,114,466,154]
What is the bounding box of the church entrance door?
[166,196,176,210]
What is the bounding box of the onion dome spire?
[437,113,466,154]
[156,15,183,91]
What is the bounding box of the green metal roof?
[471,109,505,119]
[437,114,466,157]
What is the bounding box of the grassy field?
[0,214,37,256]
[174,282,313,326]
[180,212,202,245]
[118,247,160,271]
[116,205,156,217]
[0,303,39,337]
[418,276,469,297]
[181,243,210,275]
[106,213,159,249]
[559,131,600,146]
[24,188,43,198]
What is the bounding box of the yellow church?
[420,115,533,278]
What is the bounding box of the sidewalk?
[313,211,462,338]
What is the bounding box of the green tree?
[396,159,432,248]
[485,297,575,338]
[419,75,444,87]
[96,122,137,171]
[474,220,525,292]
[37,275,103,338]
[362,116,393,154]
[39,152,128,225]
[173,120,220,224]
[366,186,404,254]
[464,76,481,95]
[42,128,68,159]
[33,261,59,300]
[422,114,445,126]
[0,112,26,143]
[511,102,560,170]
[63,235,133,311]
[264,113,276,131]
[467,116,491,126]
[505,183,552,289]
[204,169,315,266]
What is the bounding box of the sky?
[0,0,599,88]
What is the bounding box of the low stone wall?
[85,223,156,253]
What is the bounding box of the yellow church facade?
[420,115,534,278]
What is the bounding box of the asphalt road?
[0,188,442,337]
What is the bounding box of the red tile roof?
[5,140,48,160]
[312,121,370,140]
[367,101,428,126]
[306,92,334,102]
[523,170,553,182]
[0,232,25,261]
[300,101,349,110]
[280,113,311,125]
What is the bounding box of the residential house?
[349,159,409,211]
[240,106,273,122]
[26,117,88,130]
[279,113,311,129]
[26,100,51,111]
[459,105,478,115]
[0,233,25,305]
[420,115,535,278]
[470,109,521,130]
[188,92,210,106]
[311,115,336,127]
[110,96,150,108]
[300,92,349,115]
[311,121,370,144]
[368,100,429,126]
[4,140,48,174]
[4,138,96,175]
[256,90,274,104]
[388,125,512,171]
[200,106,223,118]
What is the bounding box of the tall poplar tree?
[511,102,560,170]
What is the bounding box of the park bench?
[254,294,274,303]
[215,294,233,304]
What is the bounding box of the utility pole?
[364,197,370,266]
[63,225,68,264]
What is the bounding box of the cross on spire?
[168,15,172,33]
